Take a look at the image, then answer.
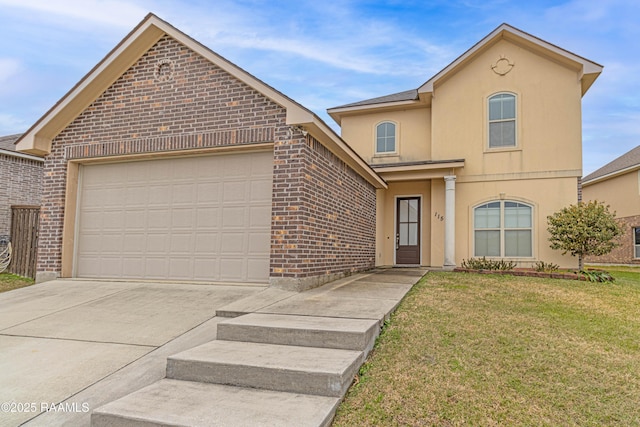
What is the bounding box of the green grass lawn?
[334,267,640,426]
[0,272,35,293]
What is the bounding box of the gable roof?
[583,145,640,185]
[15,13,386,189]
[0,133,43,161]
[328,23,602,124]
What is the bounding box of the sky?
[0,0,638,175]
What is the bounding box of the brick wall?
[37,34,377,286]
[0,154,43,241]
[270,135,376,289]
[585,215,640,265]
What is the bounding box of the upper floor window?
[474,200,532,257]
[488,93,516,148]
[376,121,396,154]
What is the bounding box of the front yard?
[0,272,34,293]
[334,268,640,426]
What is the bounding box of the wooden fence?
[9,205,40,279]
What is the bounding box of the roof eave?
[0,148,44,162]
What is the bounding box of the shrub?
[534,261,560,272]
[581,270,615,283]
[547,201,623,271]
[461,257,517,271]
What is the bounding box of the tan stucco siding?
[583,170,640,219]
[340,108,431,164]
[431,39,583,177]
[455,176,579,268]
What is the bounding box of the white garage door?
[75,150,273,283]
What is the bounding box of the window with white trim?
[376,121,396,153]
[474,200,532,257]
[488,93,516,148]
[635,227,640,258]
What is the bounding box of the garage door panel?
[196,207,219,227]
[249,206,271,227]
[196,182,221,203]
[248,232,270,254]
[219,258,244,281]
[220,232,245,254]
[123,233,146,252]
[222,207,248,227]
[171,208,195,228]
[148,185,170,205]
[222,181,248,202]
[125,210,146,230]
[76,151,273,282]
[146,234,169,253]
[148,210,171,228]
[247,258,269,281]
[170,234,194,253]
[195,233,219,252]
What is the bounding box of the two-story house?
[328,24,602,269]
[17,17,601,286]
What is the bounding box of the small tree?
[547,200,623,271]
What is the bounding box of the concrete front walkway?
[1,268,427,426]
[0,280,264,427]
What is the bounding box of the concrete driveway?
[0,279,264,427]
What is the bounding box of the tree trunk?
[578,254,584,272]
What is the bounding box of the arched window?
[488,93,516,148]
[474,200,532,257]
[376,121,396,153]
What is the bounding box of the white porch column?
[444,175,456,269]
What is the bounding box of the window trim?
[634,227,640,259]
[374,120,398,156]
[487,92,518,150]
[473,199,534,259]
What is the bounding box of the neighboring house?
[0,133,43,244]
[17,16,601,286]
[328,24,602,269]
[17,14,385,288]
[582,146,640,264]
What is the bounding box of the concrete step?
[217,313,380,354]
[166,340,362,397]
[92,378,340,427]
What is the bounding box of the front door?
[396,197,420,265]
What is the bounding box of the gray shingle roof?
[330,89,418,110]
[583,145,640,183]
[0,134,22,152]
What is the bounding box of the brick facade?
[0,153,42,242]
[37,34,376,286]
[270,135,376,289]
[586,215,640,265]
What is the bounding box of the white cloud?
[0,0,147,29]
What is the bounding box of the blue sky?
[0,0,638,175]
